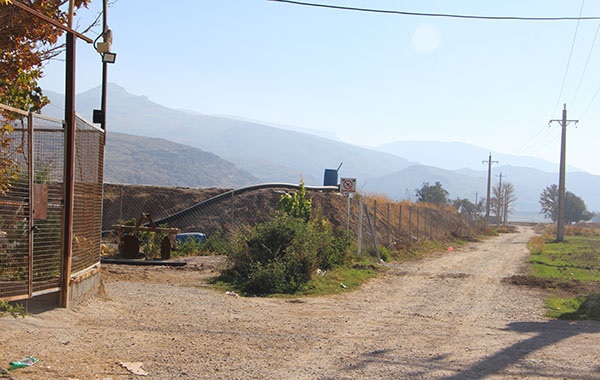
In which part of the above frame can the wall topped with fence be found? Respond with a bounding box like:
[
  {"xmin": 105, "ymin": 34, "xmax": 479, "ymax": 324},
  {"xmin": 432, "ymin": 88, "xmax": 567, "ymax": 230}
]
[
  {"xmin": 0, "ymin": 103, "xmax": 104, "ymax": 304},
  {"xmin": 102, "ymin": 183, "xmax": 483, "ymax": 258}
]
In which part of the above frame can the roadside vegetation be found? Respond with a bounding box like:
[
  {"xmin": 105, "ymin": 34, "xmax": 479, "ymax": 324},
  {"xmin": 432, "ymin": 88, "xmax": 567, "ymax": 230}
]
[
  {"xmin": 527, "ymin": 224, "xmax": 600, "ymax": 320},
  {"xmin": 0, "ymin": 299, "xmax": 23, "ymax": 318},
  {"xmin": 217, "ymin": 180, "xmax": 362, "ymax": 296},
  {"xmin": 215, "ymin": 181, "xmax": 482, "ymax": 297}
]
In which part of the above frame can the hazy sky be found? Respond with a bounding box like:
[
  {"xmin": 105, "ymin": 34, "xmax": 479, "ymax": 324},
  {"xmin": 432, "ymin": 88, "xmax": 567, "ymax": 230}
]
[{"xmin": 39, "ymin": 1, "xmax": 600, "ymax": 174}]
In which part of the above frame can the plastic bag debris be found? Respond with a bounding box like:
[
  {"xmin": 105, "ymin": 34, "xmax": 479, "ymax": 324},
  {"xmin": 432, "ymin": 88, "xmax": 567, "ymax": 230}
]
[
  {"xmin": 9, "ymin": 356, "xmax": 38, "ymax": 370},
  {"xmin": 119, "ymin": 361, "xmax": 148, "ymax": 376}
]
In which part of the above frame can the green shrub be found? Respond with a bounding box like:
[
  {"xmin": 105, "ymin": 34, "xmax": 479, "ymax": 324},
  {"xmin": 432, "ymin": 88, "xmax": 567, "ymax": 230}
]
[
  {"xmin": 278, "ymin": 179, "xmax": 312, "ymax": 222},
  {"xmin": 204, "ymin": 231, "xmax": 229, "ymax": 255},
  {"xmin": 0, "ymin": 299, "xmax": 24, "ymax": 318},
  {"xmin": 222, "ymin": 214, "xmax": 350, "ymax": 295},
  {"xmin": 174, "ymin": 238, "xmax": 205, "ymax": 257}
]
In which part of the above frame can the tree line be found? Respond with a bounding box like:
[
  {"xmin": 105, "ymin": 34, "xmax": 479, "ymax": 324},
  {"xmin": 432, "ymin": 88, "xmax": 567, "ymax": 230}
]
[{"xmin": 415, "ymin": 181, "xmax": 594, "ymax": 224}]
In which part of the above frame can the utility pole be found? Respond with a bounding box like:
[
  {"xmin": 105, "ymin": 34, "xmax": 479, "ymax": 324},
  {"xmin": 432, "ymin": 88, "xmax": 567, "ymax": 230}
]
[
  {"xmin": 495, "ymin": 173, "xmax": 504, "ymax": 226},
  {"xmin": 549, "ymin": 104, "xmax": 578, "ymax": 242},
  {"xmin": 482, "ymin": 153, "xmax": 498, "ymax": 227}
]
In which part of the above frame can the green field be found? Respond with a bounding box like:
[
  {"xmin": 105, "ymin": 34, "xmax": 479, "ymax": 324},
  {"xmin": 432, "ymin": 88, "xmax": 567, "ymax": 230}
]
[
  {"xmin": 529, "ymin": 235, "xmax": 600, "ymax": 282},
  {"xmin": 528, "ymin": 229, "xmax": 600, "ymax": 320}
]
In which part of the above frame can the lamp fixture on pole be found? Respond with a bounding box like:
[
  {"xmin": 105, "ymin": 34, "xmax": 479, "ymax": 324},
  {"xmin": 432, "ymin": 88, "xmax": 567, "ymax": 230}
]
[{"xmin": 92, "ymin": 0, "xmax": 115, "ymax": 129}]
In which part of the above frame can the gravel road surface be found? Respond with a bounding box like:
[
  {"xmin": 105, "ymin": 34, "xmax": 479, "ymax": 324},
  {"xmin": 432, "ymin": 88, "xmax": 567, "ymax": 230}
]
[{"xmin": 1, "ymin": 226, "xmax": 600, "ymax": 379}]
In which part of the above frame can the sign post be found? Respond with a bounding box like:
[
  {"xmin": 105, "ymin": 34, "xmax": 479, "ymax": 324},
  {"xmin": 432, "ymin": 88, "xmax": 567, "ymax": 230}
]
[
  {"xmin": 340, "ymin": 178, "xmax": 356, "ymax": 196},
  {"xmin": 340, "ymin": 178, "xmax": 357, "ymax": 238}
]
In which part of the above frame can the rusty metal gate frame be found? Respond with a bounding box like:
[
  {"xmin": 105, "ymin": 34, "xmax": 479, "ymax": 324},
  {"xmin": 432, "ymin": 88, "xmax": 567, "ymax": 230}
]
[{"xmin": 0, "ymin": 103, "xmax": 104, "ymax": 302}]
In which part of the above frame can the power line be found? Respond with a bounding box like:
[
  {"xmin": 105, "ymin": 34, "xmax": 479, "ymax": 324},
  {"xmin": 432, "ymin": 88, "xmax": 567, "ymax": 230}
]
[
  {"xmin": 570, "ymin": 19, "xmax": 600, "ymax": 108},
  {"xmin": 496, "ymin": 129, "xmax": 561, "ymax": 167},
  {"xmin": 552, "ymin": 0, "xmax": 585, "ymax": 118},
  {"xmin": 579, "ymin": 83, "xmax": 600, "ymax": 119},
  {"xmin": 269, "ymin": 0, "xmax": 600, "ymax": 21},
  {"xmin": 496, "ymin": 125, "xmax": 554, "ymax": 160}
]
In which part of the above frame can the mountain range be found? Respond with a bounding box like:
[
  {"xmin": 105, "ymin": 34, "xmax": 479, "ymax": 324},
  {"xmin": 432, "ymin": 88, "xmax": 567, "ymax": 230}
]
[{"xmin": 42, "ymin": 84, "xmax": 600, "ymax": 221}]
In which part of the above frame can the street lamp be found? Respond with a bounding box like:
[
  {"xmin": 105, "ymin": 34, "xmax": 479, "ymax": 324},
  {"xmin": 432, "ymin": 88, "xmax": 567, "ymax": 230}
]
[{"xmin": 92, "ymin": 2, "xmax": 116, "ymax": 129}]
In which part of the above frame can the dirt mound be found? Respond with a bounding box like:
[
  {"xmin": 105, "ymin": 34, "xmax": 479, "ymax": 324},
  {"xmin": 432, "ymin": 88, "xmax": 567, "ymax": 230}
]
[{"xmin": 505, "ymin": 274, "xmax": 600, "ymax": 294}]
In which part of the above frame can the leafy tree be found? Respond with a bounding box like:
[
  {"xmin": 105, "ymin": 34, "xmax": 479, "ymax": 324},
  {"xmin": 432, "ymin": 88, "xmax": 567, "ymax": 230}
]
[
  {"xmin": 1, "ymin": 0, "xmax": 93, "ymax": 193},
  {"xmin": 451, "ymin": 197, "xmax": 479, "ymax": 214},
  {"xmin": 540, "ymin": 184, "xmax": 559, "ymax": 222},
  {"xmin": 0, "ymin": 121, "xmax": 18, "ymax": 195},
  {"xmin": 416, "ymin": 181, "xmax": 448, "ymax": 206},
  {"xmin": 502, "ymin": 182, "xmax": 517, "ymax": 225},
  {"xmin": 492, "ymin": 182, "xmax": 517, "ymax": 225},
  {"xmin": 565, "ymin": 192, "xmax": 594, "ymax": 223},
  {"xmin": 0, "ymin": 0, "xmax": 93, "ymax": 108},
  {"xmin": 539, "ymin": 184, "xmax": 594, "ymax": 223}
]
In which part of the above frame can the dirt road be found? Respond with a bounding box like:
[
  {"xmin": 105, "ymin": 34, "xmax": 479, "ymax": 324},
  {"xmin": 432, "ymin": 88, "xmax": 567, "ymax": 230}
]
[{"xmin": 2, "ymin": 226, "xmax": 600, "ymax": 379}]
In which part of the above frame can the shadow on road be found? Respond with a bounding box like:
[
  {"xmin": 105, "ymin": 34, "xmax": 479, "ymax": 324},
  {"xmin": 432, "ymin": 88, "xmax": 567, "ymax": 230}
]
[
  {"xmin": 441, "ymin": 319, "xmax": 600, "ymax": 380},
  {"xmin": 338, "ymin": 320, "xmax": 600, "ymax": 379}
]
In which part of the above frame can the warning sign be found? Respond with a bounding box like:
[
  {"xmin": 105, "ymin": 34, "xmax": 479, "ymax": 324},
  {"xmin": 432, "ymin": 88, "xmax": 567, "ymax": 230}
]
[{"xmin": 340, "ymin": 178, "xmax": 356, "ymax": 195}]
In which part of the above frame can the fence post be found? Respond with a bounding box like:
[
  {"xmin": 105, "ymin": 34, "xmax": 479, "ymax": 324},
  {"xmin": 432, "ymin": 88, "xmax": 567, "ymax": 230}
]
[
  {"xmin": 408, "ymin": 206, "xmax": 412, "ymax": 240},
  {"xmin": 346, "ymin": 194, "xmax": 351, "ymax": 239},
  {"xmin": 231, "ymin": 191, "xmax": 235, "ymax": 228},
  {"xmin": 398, "ymin": 204, "xmax": 402, "ymax": 242},
  {"xmin": 416, "ymin": 207, "xmax": 420, "ymax": 241},
  {"xmin": 364, "ymin": 202, "xmax": 380, "ymax": 260},
  {"xmin": 373, "ymin": 199, "xmax": 377, "ymax": 236},
  {"xmin": 428, "ymin": 209, "xmax": 432, "ymax": 240},
  {"xmin": 358, "ymin": 196, "xmax": 363, "ymax": 255},
  {"xmin": 27, "ymin": 112, "xmax": 34, "ymax": 298},
  {"xmin": 387, "ymin": 202, "xmax": 391, "ymax": 247}
]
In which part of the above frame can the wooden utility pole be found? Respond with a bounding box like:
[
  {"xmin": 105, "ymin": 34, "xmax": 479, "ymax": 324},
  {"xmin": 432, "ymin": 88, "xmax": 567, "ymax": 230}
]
[
  {"xmin": 549, "ymin": 104, "xmax": 578, "ymax": 242},
  {"xmin": 482, "ymin": 153, "xmax": 498, "ymax": 226}
]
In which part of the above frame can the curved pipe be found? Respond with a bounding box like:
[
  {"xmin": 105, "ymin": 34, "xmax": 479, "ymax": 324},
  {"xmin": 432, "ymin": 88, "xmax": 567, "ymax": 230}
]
[{"xmin": 152, "ymin": 183, "xmax": 339, "ymax": 227}]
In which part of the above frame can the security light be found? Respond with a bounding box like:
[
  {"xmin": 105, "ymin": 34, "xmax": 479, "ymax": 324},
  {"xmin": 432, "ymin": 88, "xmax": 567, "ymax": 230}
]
[{"xmin": 102, "ymin": 52, "xmax": 116, "ymax": 64}]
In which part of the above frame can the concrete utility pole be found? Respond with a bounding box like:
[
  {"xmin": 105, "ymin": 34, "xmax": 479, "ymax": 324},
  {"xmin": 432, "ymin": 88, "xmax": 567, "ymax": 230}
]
[
  {"xmin": 482, "ymin": 153, "xmax": 498, "ymax": 226},
  {"xmin": 549, "ymin": 104, "xmax": 578, "ymax": 242}
]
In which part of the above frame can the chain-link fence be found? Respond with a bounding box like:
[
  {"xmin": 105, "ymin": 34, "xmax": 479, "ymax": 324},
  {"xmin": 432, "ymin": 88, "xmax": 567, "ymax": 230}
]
[
  {"xmin": 0, "ymin": 104, "xmax": 104, "ymax": 302},
  {"xmin": 102, "ymin": 184, "xmax": 482, "ymax": 258}
]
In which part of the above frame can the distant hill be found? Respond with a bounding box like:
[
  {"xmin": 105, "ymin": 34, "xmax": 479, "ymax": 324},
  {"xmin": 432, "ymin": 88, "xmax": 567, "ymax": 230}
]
[
  {"xmin": 46, "ymin": 84, "xmax": 414, "ymax": 184},
  {"xmin": 367, "ymin": 165, "xmax": 484, "ymax": 202},
  {"xmin": 105, "ymin": 132, "xmax": 258, "ymax": 187},
  {"xmin": 377, "ymin": 140, "xmax": 583, "ymax": 173},
  {"xmin": 42, "ymin": 84, "xmax": 600, "ymax": 220}
]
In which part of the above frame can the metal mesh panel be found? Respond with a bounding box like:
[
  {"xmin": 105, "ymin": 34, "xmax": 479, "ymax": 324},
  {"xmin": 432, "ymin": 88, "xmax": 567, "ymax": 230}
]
[
  {"xmin": 31, "ymin": 115, "xmax": 64, "ymax": 293},
  {"xmin": 0, "ymin": 110, "xmax": 31, "ymax": 300},
  {"xmin": 71, "ymin": 115, "xmax": 104, "ymax": 273},
  {"xmin": 1, "ymin": 104, "xmax": 104, "ymax": 302}
]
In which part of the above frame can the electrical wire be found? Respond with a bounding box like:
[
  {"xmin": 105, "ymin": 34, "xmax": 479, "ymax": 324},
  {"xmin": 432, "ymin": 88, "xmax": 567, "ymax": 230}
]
[
  {"xmin": 579, "ymin": 84, "xmax": 600, "ymax": 120},
  {"xmin": 495, "ymin": 125, "xmax": 558, "ymax": 162},
  {"xmin": 552, "ymin": 0, "xmax": 585, "ymax": 118},
  {"xmin": 496, "ymin": 125, "xmax": 555, "ymax": 159},
  {"xmin": 570, "ymin": 20, "xmax": 600, "ymax": 109},
  {"xmin": 269, "ymin": 0, "xmax": 600, "ymax": 21}
]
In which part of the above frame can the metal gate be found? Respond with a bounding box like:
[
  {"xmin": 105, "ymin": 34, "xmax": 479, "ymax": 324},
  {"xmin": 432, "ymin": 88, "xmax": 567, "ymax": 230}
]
[{"xmin": 0, "ymin": 103, "xmax": 104, "ymax": 302}]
